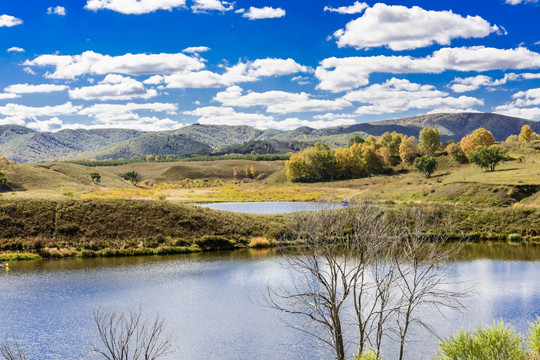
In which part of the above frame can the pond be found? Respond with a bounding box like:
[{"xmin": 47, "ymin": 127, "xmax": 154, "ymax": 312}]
[
  {"xmin": 198, "ymin": 201, "xmax": 343, "ymax": 214},
  {"xmin": 0, "ymin": 244, "xmax": 539, "ymax": 359}
]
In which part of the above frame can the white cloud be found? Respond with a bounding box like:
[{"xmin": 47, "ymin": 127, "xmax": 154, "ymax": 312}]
[
  {"xmin": 143, "ymin": 75, "xmax": 165, "ymax": 85},
  {"xmin": 316, "ymin": 46, "xmax": 540, "ymax": 92},
  {"xmin": 324, "ymin": 2, "xmax": 368, "ymax": 14},
  {"xmin": 242, "ymin": 6, "xmax": 285, "ymax": 20},
  {"xmin": 191, "ymin": 0, "xmax": 233, "ymax": 12},
  {"xmin": 185, "ymin": 106, "xmax": 354, "ymax": 130},
  {"xmin": 84, "ymin": 0, "xmax": 186, "ymax": 14},
  {"xmin": 182, "ymin": 46, "xmax": 211, "ymax": 54},
  {"xmin": 47, "ymin": 6, "xmax": 66, "ymax": 16},
  {"xmin": 23, "ymin": 67, "xmax": 36, "ymax": 75},
  {"xmin": 505, "ymin": 0, "xmax": 538, "ymax": 4},
  {"xmin": 24, "ymin": 51, "xmax": 204, "ymax": 79},
  {"xmin": 291, "ymin": 76, "xmax": 310, "ymax": 85},
  {"xmin": 164, "ymin": 58, "xmax": 308, "ymax": 89},
  {"xmin": 494, "ymin": 87, "xmax": 540, "ymax": 120},
  {"xmin": 520, "ymin": 73, "xmax": 540, "ymax": 79},
  {"xmin": 7, "ymin": 47, "xmax": 24, "ymax": 53},
  {"xmin": 0, "ymin": 93, "xmax": 20, "ymax": 100},
  {"xmin": 0, "ymin": 15, "xmax": 23, "ymax": 27},
  {"xmin": 69, "ymin": 74, "xmax": 157, "ymax": 101},
  {"xmin": 449, "ymin": 72, "xmax": 540, "ymax": 92},
  {"xmin": 0, "ymin": 102, "xmax": 81, "ymax": 118},
  {"xmin": 0, "ymin": 116, "xmax": 64, "ymax": 132},
  {"xmin": 213, "ymin": 86, "xmax": 352, "ymax": 114},
  {"xmin": 426, "ymin": 108, "xmax": 481, "ymax": 115},
  {"xmin": 343, "ymin": 78, "xmax": 483, "ymax": 115},
  {"xmin": 333, "ymin": 3, "xmax": 500, "ymax": 51},
  {"xmin": 4, "ymin": 83, "xmax": 69, "ymax": 94},
  {"xmin": 79, "ymin": 102, "xmax": 177, "ymax": 123}
]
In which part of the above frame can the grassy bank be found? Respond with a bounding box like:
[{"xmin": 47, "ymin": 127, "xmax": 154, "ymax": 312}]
[
  {"xmin": 0, "ymin": 198, "xmax": 538, "ymax": 261},
  {"xmin": 0, "ymin": 198, "xmax": 289, "ymax": 259}
]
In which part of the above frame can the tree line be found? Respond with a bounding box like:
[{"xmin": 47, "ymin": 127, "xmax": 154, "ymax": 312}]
[{"xmin": 286, "ymin": 125, "xmax": 539, "ymax": 182}]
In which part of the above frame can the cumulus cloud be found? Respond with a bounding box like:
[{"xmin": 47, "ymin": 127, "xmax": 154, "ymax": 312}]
[
  {"xmin": 79, "ymin": 102, "xmax": 177, "ymax": 123},
  {"xmin": 495, "ymin": 87, "xmax": 540, "ymax": 120},
  {"xmin": 4, "ymin": 83, "xmax": 69, "ymax": 94},
  {"xmin": 143, "ymin": 75, "xmax": 165, "ymax": 85},
  {"xmin": 343, "ymin": 78, "xmax": 483, "ymax": 115},
  {"xmin": 182, "ymin": 46, "xmax": 211, "ymax": 54},
  {"xmin": 333, "ymin": 3, "xmax": 500, "ymax": 51},
  {"xmin": 0, "ymin": 15, "xmax": 23, "ymax": 27},
  {"xmin": 24, "ymin": 51, "xmax": 204, "ymax": 79},
  {"xmin": 0, "ymin": 102, "xmax": 81, "ymax": 118},
  {"xmin": 191, "ymin": 0, "xmax": 233, "ymax": 12},
  {"xmin": 185, "ymin": 106, "xmax": 354, "ymax": 130},
  {"xmin": 324, "ymin": 1, "xmax": 368, "ymax": 14},
  {"xmin": 47, "ymin": 6, "xmax": 66, "ymax": 16},
  {"xmin": 0, "ymin": 116, "xmax": 64, "ymax": 132},
  {"xmin": 84, "ymin": 0, "xmax": 186, "ymax": 14},
  {"xmin": 7, "ymin": 47, "xmax": 24, "ymax": 53},
  {"xmin": 505, "ymin": 0, "xmax": 538, "ymax": 4},
  {"xmin": 0, "ymin": 93, "xmax": 20, "ymax": 100},
  {"xmin": 448, "ymin": 74, "xmax": 518, "ymax": 92},
  {"xmin": 316, "ymin": 46, "xmax": 540, "ymax": 92},
  {"xmin": 69, "ymin": 74, "xmax": 157, "ymax": 101},
  {"xmin": 241, "ymin": 6, "xmax": 285, "ymax": 20},
  {"xmin": 213, "ymin": 86, "xmax": 352, "ymax": 114},
  {"xmin": 164, "ymin": 58, "xmax": 308, "ymax": 88}
]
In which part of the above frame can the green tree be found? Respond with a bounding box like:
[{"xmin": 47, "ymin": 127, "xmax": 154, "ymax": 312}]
[
  {"xmin": 468, "ymin": 145, "xmax": 507, "ymax": 172},
  {"xmin": 348, "ymin": 135, "xmax": 365, "ymax": 147},
  {"xmin": 0, "ymin": 170, "xmax": 7, "ymax": 186},
  {"xmin": 286, "ymin": 143, "xmax": 337, "ymax": 182},
  {"xmin": 413, "ymin": 155, "xmax": 437, "ymax": 178},
  {"xmin": 124, "ymin": 171, "xmax": 141, "ymax": 185},
  {"xmin": 419, "ymin": 127, "xmax": 440, "ymax": 155},
  {"xmin": 446, "ymin": 143, "xmax": 468, "ymax": 163},
  {"xmin": 378, "ymin": 131, "xmax": 403, "ymax": 158},
  {"xmin": 90, "ymin": 172, "xmax": 101, "ymax": 183}
]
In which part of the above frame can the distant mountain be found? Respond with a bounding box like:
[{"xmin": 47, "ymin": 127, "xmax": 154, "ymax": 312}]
[
  {"xmin": 0, "ymin": 125, "xmax": 142, "ymax": 163},
  {"xmin": 372, "ymin": 112, "xmax": 540, "ymax": 141},
  {"xmin": 1, "ymin": 113, "xmax": 538, "ymax": 163}
]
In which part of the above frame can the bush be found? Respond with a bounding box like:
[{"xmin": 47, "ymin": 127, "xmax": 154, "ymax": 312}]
[
  {"xmin": 435, "ymin": 322, "xmax": 525, "ymax": 360},
  {"xmin": 507, "ymin": 233, "xmax": 523, "ymax": 243},
  {"xmin": 529, "ymin": 316, "xmax": 540, "ymax": 357}
]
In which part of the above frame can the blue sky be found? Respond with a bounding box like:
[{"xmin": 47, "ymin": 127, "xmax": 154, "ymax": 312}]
[{"xmin": 0, "ymin": 0, "xmax": 539, "ymax": 132}]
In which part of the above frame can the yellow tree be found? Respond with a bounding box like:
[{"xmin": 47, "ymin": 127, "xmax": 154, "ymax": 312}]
[
  {"xmin": 460, "ymin": 128, "xmax": 495, "ymax": 155},
  {"xmin": 519, "ymin": 125, "xmax": 540, "ymax": 142},
  {"xmin": 399, "ymin": 136, "xmax": 419, "ymax": 164}
]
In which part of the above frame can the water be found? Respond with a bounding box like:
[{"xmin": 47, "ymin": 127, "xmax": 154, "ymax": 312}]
[
  {"xmin": 198, "ymin": 201, "xmax": 343, "ymax": 214},
  {"xmin": 0, "ymin": 245, "xmax": 539, "ymax": 360}
]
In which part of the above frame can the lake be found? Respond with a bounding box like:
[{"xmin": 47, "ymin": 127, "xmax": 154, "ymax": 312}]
[
  {"xmin": 0, "ymin": 244, "xmax": 539, "ymax": 359},
  {"xmin": 198, "ymin": 201, "xmax": 343, "ymax": 214}
]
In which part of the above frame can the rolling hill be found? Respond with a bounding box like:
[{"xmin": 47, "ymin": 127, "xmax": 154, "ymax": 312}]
[{"xmin": 1, "ymin": 112, "xmax": 538, "ymax": 163}]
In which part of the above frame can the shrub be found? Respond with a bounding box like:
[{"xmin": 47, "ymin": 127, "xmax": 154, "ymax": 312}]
[
  {"xmin": 354, "ymin": 348, "xmax": 378, "ymax": 360},
  {"xmin": 0, "ymin": 170, "xmax": 7, "ymax": 186},
  {"xmin": 90, "ymin": 172, "xmax": 101, "ymax": 183},
  {"xmin": 446, "ymin": 143, "xmax": 468, "ymax": 163},
  {"xmin": 248, "ymin": 236, "xmax": 273, "ymax": 248},
  {"xmin": 529, "ymin": 316, "xmax": 540, "ymax": 357},
  {"xmin": 507, "ymin": 233, "xmax": 523, "ymax": 243},
  {"xmin": 435, "ymin": 322, "xmax": 526, "ymax": 360}
]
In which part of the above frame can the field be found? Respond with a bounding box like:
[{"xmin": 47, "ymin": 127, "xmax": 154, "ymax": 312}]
[{"xmin": 1, "ymin": 140, "xmax": 539, "ymax": 260}]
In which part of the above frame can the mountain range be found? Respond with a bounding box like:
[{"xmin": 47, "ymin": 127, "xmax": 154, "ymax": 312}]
[{"xmin": 1, "ymin": 113, "xmax": 538, "ymax": 163}]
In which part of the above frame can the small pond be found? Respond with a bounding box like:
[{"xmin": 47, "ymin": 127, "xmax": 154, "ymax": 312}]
[{"xmin": 198, "ymin": 201, "xmax": 343, "ymax": 214}]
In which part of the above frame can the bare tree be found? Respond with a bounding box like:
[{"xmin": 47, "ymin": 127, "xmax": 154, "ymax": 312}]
[
  {"xmin": 91, "ymin": 308, "xmax": 174, "ymax": 360},
  {"xmin": 0, "ymin": 337, "xmax": 27, "ymax": 360},
  {"xmin": 267, "ymin": 203, "xmax": 468, "ymax": 360}
]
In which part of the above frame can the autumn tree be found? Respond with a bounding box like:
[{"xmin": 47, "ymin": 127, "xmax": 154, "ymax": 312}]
[
  {"xmin": 506, "ymin": 134, "xmax": 519, "ymax": 142},
  {"xmin": 519, "ymin": 125, "xmax": 540, "ymax": 142},
  {"xmin": 419, "ymin": 127, "xmax": 440, "ymax": 155},
  {"xmin": 286, "ymin": 143, "xmax": 337, "ymax": 182},
  {"xmin": 399, "ymin": 136, "xmax": 420, "ymax": 164},
  {"xmin": 468, "ymin": 145, "xmax": 508, "ymax": 172},
  {"xmin": 413, "ymin": 155, "xmax": 437, "ymax": 178},
  {"xmin": 460, "ymin": 128, "xmax": 495, "ymax": 155},
  {"xmin": 145, "ymin": 154, "xmax": 155, "ymax": 162}
]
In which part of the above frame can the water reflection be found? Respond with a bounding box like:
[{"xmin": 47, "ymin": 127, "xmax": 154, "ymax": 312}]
[{"xmin": 0, "ymin": 244, "xmax": 538, "ymax": 359}]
